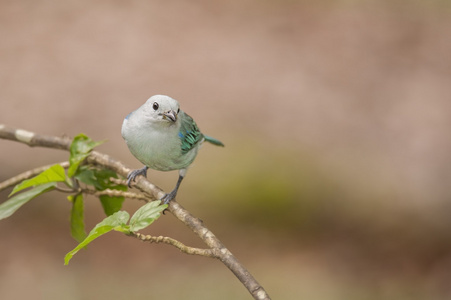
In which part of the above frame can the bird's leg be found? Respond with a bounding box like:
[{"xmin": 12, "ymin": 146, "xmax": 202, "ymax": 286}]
[
  {"xmin": 161, "ymin": 173, "xmax": 185, "ymax": 204},
  {"xmin": 126, "ymin": 166, "xmax": 149, "ymax": 187}
]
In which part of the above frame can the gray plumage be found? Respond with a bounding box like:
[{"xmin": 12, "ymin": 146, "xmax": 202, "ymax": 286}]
[{"xmin": 121, "ymin": 95, "xmax": 224, "ymax": 203}]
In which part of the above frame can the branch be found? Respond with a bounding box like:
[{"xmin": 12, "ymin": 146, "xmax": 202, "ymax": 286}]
[
  {"xmin": 0, "ymin": 124, "xmax": 271, "ymax": 300},
  {"xmin": 86, "ymin": 188, "xmax": 149, "ymax": 202},
  {"xmin": 129, "ymin": 232, "xmax": 218, "ymax": 258},
  {"xmin": 0, "ymin": 124, "xmax": 72, "ymax": 149}
]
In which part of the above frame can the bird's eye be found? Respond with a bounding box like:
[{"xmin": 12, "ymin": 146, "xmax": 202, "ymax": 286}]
[
  {"xmin": 177, "ymin": 108, "xmax": 180, "ymax": 114},
  {"xmin": 152, "ymin": 102, "xmax": 159, "ymax": 110}
]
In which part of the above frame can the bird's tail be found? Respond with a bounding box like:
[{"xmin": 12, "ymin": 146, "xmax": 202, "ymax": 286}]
[{"xmin": 204, "ymin": 135, "xmax": 225, "ymax": 147}]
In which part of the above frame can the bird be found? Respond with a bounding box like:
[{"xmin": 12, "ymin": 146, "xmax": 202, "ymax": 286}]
[{"xmin": 121, "ymin": 95, "xmax": 224, "ymax": 204}]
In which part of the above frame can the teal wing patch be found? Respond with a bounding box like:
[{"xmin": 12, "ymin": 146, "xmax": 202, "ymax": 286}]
[{"xmin": 178, "ymin": 112, "xmax": 204, "ymax": 154}]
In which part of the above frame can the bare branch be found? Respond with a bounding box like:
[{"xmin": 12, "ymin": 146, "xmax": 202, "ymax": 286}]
[
  {"xmin": 0, "ymin": 124, "xmax": 271, "ymax": 300},
  {"xmin": 0, "ymin": 124, "xmax": 71, "ymax": 150}
]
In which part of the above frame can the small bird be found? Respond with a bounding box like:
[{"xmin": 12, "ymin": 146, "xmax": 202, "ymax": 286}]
[{"xmin": 121, "ymin": 95, "xmax": 224, "ymax": 204}]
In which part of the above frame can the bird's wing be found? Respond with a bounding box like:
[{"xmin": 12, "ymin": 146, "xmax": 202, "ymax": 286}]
[{"xmin": 178, "ymin": 111, "xmax": 204, "ymax": 154}]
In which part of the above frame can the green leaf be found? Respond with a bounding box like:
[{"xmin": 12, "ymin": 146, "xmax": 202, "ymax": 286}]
[
  {"xmin": 10, "ymin": 164, "xmax": 66, "ymax": 196},
  {"xmin": 0, "ymin": 183, "xmax": 56, "ymax": 220},
  {"xmin": 73, "ymin": 166, "xmax": 98, "ymax": 188},
  {"xmin": 69, "ymin": 194, "xmax": 87, "ymax": 242},
  {"xmin": 75, "ymin": 166, "xmax": 127, "ymax": 215},
  {"xmin": 129, "ymin": 201, "xmax": 167, "ymax": 232},
  {"xmin": 75, "ymin": 166, "xmax": 114, "ymax": 190},
  {"xmin": 99, "ymin": 194, "xmax": 125, "ymax": 216},
  {"xmin": 90, "ymin": 210, "xmax": 130, "ymax": 234},
  {"xmin": 68, "ymin": 134, "xmax": 105, "ymax": 177},
  {"xmin": 64, "ymin": 211, "xmax": 129, "ymax": 265},
  {"xmin": 99, "ymin": 177, "xmax": 126, "ymax": 216}
]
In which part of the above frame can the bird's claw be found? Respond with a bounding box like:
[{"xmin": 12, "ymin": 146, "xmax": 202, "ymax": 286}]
[
  {"xmin": 161, "ymin": 191, "xmax": 177, "ymax": 204},
  {"xmin": 126, "ymin": 166, "xmax": 148, "ymax": 187}
]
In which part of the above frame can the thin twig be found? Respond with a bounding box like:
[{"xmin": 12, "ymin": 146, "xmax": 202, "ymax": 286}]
[
  {"xmin": 83, "ymin": 188, "xmax": 149, "ymax": 202},
  {"xmin": 130, "ymin": 232, "xmax": 218, "ymax": 258},
  {"xmin": 109, "ymin": 177, "xmax": 128, "ymax": 186},
  {"xmin": 0, "ymin": 124, "xmax": 271, "ymax": 300}
]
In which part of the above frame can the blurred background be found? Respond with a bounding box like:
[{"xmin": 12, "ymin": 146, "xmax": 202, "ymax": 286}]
[{"xmin": 1, "ymin": 0, "xmax": 451, "ymax": 299}]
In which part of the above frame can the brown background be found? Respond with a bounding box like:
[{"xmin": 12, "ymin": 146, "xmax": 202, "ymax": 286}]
[{"xmin": 1, "ymin": 1, "xmax": 451, "ymax": 299}]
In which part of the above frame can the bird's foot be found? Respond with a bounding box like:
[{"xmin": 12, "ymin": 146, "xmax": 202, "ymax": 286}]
[
  {"xmin": 161, "ymin": 190, "xmax": 177, "ymax": 204},
  {"xmin": 126, "ymin": 166, "xmax": 148, "ymax": 187}
]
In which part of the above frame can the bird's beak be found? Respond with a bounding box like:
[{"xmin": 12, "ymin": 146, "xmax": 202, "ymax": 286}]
[{"xmin": 163, "ymin": 110, "xmax": 177, "ymax": 122}]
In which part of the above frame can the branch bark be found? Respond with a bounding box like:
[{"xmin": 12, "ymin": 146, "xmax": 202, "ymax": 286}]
[{"xmin": 0, "ymin": 124, "xmax": 271, "ymax": 300}]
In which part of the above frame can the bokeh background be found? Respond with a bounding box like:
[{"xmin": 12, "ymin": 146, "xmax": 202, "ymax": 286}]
[{"xmin": 1, "ymin": 0, "xmax": 451, "ymax": 299}]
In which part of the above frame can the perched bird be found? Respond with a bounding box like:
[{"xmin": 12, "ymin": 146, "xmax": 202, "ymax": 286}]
[{"xmin": 121, "ymin": 95, "xmax": 224, "ymax": 204}]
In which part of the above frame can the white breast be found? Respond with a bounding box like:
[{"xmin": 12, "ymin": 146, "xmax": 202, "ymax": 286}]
[{"xmin": 122, "ymin": 114, "xmax": 196, "ymax": 171}]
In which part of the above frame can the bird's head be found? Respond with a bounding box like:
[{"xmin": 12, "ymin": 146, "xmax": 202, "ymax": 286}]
[{"xmin": 142, "ymin": 95, "xmax": 181, "ymax": 125}]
